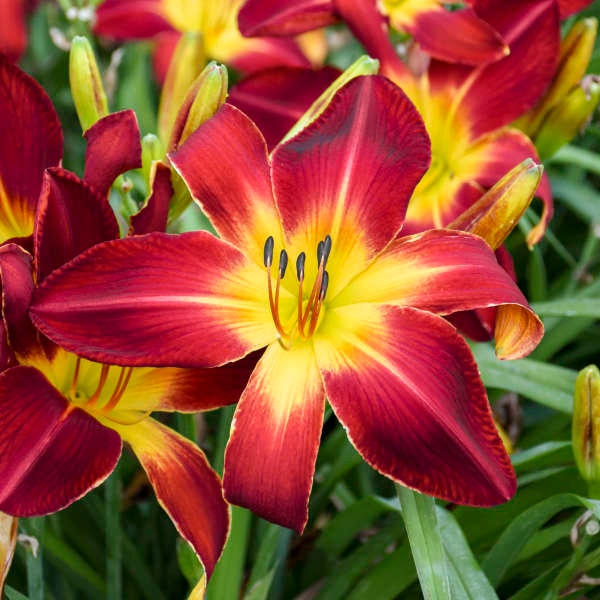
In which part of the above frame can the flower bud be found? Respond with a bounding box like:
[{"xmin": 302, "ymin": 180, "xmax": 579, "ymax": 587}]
[
  {"xmin": 280, "ymin": 55, "xmax": 379, "ymax": 145},
  {"xmin": 516, "ymin": 18, "xmax": 598, "ymax": 140},
  {"xmin": 157, "ymin": 32, "xmax": 206, "ymax": 145},
  {"xmin": 535, "ymin": 75, "xmax": 600, "ymax": 160},
  {"xmin": 448, "ymin": 159, "xmax": 543, "ymax": 250},
  {"xmin": 572, "ymin": 365, "xmax": 600, "ymax": 491},
  {"xmin": 167, "ymin": 61, "xmax": 228, "ymax": 152},
  {"xmin": 141, "ymin": 133, "xmax": 165, "ymax": 190},
  {"xmin": 69, "ymin": 36, "xmax": 109, "ymax": 131}
]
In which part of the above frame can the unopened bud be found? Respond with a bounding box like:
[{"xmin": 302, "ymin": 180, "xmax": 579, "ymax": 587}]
[
  {"xmin": 516, "ymin": 18, "xmax": 598, "ymax": 138},
  {"xmin": 281, "ymin": 55, "xmax": 379, "ymax": 145},
  {"xmin": 158, "ymin": 32, "xmax": 206, "ymax": 146},
  {"xmin": 572, "ymin": 365, "xmax": 600, "ymax": 492},
  {"xmin": 535, "ymin": 76, "xmax": 600, "ymax": 160},
  {"xmin": 69, "ymin": 36, "xmax": 109, "ymax": 131},
  {"xmin": 168, "ymin": 61, "xmax": 228, "ymax": 152},
  {"xmin": 448, "ymin": 159, "xmax": 543, "ymax": 250},
  {"xmin": 141, "ymin": 134, "xmax": 165, "ymax": 190}
]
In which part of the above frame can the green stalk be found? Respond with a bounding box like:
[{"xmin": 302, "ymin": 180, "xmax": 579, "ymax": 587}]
[
  {"xmin": 24, "ymin": 517, "xmax": 45, "ymax": 600},
  {"xmin": 176, "ymin": 413, "xmax": 197, "ymax": 442},
  {"xmin": 206, "ymin": 405, "xmax": 251, "ymax": 599},
  {"xmin": 105, "ymin": 468, "xmax": 122, "ymax": 600},
  {"xmin": 395, "ymin": 485, "xmax": 450, "ymax": 600}
]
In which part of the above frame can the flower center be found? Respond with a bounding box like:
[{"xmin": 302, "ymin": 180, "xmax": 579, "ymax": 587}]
[
  {"xmin": 70, "ymin": 356, "xmax": 133, "ymax": 415},
  {"xmin": 263, "ymin": 234, "xmax": 331, "ymax": 349}
]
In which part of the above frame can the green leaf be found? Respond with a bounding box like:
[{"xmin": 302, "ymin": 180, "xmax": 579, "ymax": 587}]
[
  {"xmin": 472, "ymin": 343, "xmax": 576, "ymax": 413},
  {"xmin": 396, "ymin": 486, "xmax": 450, "ymax": 599},
  {"xmin": 532, "ymin": 299, "xmax": 600, "ymax": 318},
  {"xmin": 482, "ymin": 494, "xmax": 600, "ymax": 587},
  {"xmin": 243, "ymin": 569, "xmax": 276, "ymax": 600},
  {"xmin": 4, "ymin": 586, "xmax": 29, "ymax": 600},
  {"xmin": 206, "ymin": 507, "xmax": 252, "ymax": 600},
  {"xmin": 437, "ymin": 508, "xmax": 498, "ymax": 600}
]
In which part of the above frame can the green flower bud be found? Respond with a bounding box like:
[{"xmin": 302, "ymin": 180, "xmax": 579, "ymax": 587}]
[
  {"xmin": 69, "ymin": 36, "xmax": 109, "ymax": 132},
  {"xmin": 535, "ymin": 75, "xmax": 600, "ymax": 160},
  {"xmin": 573, "ymin": 365, "xmax": 600, "ymax": 495},
  {"xmin": 167, "ymin": 61, "xmax": 228, "ymax": 152},
  {"xmin": 281, "ymin": 55, "xmax": 380, "ymax": 145}
]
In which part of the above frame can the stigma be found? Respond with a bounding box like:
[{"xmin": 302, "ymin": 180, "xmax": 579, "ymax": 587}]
[{"xmin": 263, "ymin": 234, "xmax": 331, "ymax": 348}]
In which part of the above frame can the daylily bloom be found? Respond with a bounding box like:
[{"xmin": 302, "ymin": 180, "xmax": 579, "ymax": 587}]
[
  {"xmin": 0, "ymin": 55, "xmax": 62, "ymax": 244},
  {"xmin": 93, "ymin": 0, "xmax": 312, "ymax": 83},
  {"xmin": 0, "ymin": 167, "xmax": 248, "ymax": 582},
  {"xmin": 31, "ymin": 76, "xmax": 543, "ymax": 532},
  {"xmin": 237, "ymin": 0, "xmax": 561, "ymax": 247},
  {"xmin": 238, "ymin": 0, "xmax": 508, "ymax": 65}
]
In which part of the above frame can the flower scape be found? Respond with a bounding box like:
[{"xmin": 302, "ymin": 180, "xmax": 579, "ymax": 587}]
[{"xmin": 1, "ymin": 1, "xmax": 600, "ymax": 598}]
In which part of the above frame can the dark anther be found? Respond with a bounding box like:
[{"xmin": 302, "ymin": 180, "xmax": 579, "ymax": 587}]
[
  {"xmin": 279, "ymin": 249, "xmax": 288, "ymax": 278},
  {"xmin": 317, "ymin": 240, "xmax": 324, "ymax": 264},
  {"xmin": 320, "ymin": 271, "xmax": 329, "ymax": 301},
  {"xmin": 263, "ymin": 236, "xmax": 274, "ymax": 268},
  {"xmin": 296, "ymin": 252, "xmax": 306, "ymax": 281},
  {"xmin": 322, "ymin": 235, "xmax": 332, "ymax": 266}
]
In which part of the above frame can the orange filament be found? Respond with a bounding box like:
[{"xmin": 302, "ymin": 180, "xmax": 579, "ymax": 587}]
[{"xmin": 72, "ymin": 360, "xmax": 134, "ymax": 414}]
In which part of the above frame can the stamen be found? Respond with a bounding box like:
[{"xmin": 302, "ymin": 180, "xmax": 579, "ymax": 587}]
[
  {"xmin": 263, "ymin": 236, "xmax": 274, "ymax": 268},
  {"xmin": 102, "ymin": 367, "xmax": 134, "ymax": 414},
  {"xmin": 266, "ymin": 241, "xmax": 289, "ymax": 342},
  {"xmin": 70, "ymin": 356, "xmax": 82, "ymax": 399},
  {"xmin": 320, "ymin": 270, "xmax": 329, "ymax": 301},
  {"xmin": 84, "ymin": 363, "xmax": 110, "ymax": 407},
  {"xmin": 322, "ymin": 235, "xmax": 332, "ymax": 266},
  {"xmin": 278, "ymin": 249, "xmax": 288, "ymax": 278},
  {"xmin": 296, "ymin": 252, "xmax": 306, "ymax": 281}
]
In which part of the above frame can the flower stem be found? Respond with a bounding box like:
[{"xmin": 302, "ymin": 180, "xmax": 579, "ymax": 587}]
[
  {"xmin": 24, "ymin": 517, "xmax": 44, "ymax": 600},
  {"xmin": 395, "ymin": 485, "xmax": 450, "ymax": 599},
  {"xmin": 105, "ymin": 467, "xmax": 122, "ymax": 600}
]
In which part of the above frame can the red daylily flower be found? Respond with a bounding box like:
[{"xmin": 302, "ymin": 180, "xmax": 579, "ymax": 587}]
[
  {"xmin": 238, "ymin": 0, "xmax": 508, "ymax": 65},
  {"xmin": 0, "ymin": 0, "xmax": 36, "ymax": 61},
  {"xmin": 0, "ymin": 167, "xmax": 246, "ymax": 582},
  {"xmin": 31, "ymin": 76, "xmax": 543, "ymax": 532},
  {"xmin": 94, "ymin": 0, "xmax": 311, "ymax": 82},
  {"xmin": 238, "ymin": 0, "xmax": 561, "ymax": 247}
]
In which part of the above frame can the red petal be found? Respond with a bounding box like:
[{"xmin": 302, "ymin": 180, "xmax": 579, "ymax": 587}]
[
  {"xmin": 169, "ymin": 103, "xmax": 283, "ymax": 265},
  {"xmin": 117, "ymin": 418, "xmax": 229, "ymax": 579},
  {"xmin": 0, "ymin": 0, "xmax": 27, "ymax": 61},
  {"xmin": 94, "ymin": 0, "xmax": 174, "ymax": 39},
  {"xmin": 403, "ymin": 5, "xmax": 508, "ymax": 65},
  {"xmin": 238, "ymin": 0, "xmax": 337, "ymax": 36},
  {"xmin": 272, "ymin": 75, "xmax": 430, "ymax": 295},
  {"xmin": 83, "ymin": 110, "xmax": 142, "ymax": 199},
  {"xmin": 228, "ymin": 66, "xmax": 340, "ymax": 150},
  {"xmin": 333, "ymin": 0, "xmax": 410, "ymax": 81},
  {"xmin": 129, "ymin": 162, "xmax": 173, "ymax": 235},
  {"xmin": 334, "ymin": 229, "xmax": 543, "ymax": 359},
  {"xmin": 156, "ymin": 351, "xmax": 260, "ymax": 412},
  {"xmin": 0, "ymin": 366, "xmax": 121, "ymax": 516},
  {"xmin": 224, "ymin": 36, "xmax": 311, "ymax": 75},
  {"xmin": 223, "ymin": 342, "xmax": 324, "ymax": 532},
  {"xmin": 34, "ymin": 168, "xmax": 120, "ymax": 282},
  {"xmin": 0, "ymin": 57, "xmax": 62, "ymax": 241},
  {"xmin": 557, "ymin": 0, "xmax": 594, "ymax": 18},
  {"xmin": 454, "ymin": 0, "xmax": 560, "ymax": 137},
  {"xmin": 0, "ymin": 243, "xmax": 38, "ymax": 359},
  {"xmin": 31, "ymin": 232, "xmax": 273, "ymax": 367},
  {"xmin": 315, "ymin": 305, "xmax": 516, "ymax": 505}
]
